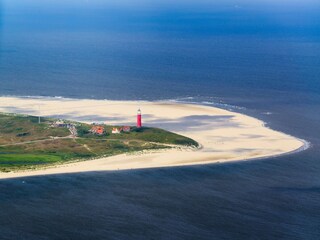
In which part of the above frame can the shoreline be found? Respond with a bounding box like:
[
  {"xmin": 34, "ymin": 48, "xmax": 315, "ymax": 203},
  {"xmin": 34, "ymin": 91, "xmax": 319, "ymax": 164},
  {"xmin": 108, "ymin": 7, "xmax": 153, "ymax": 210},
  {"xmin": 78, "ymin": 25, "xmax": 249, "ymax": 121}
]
[{"xmin": 0, "ymin": 96, "xmax": 308, "ymax": 180}]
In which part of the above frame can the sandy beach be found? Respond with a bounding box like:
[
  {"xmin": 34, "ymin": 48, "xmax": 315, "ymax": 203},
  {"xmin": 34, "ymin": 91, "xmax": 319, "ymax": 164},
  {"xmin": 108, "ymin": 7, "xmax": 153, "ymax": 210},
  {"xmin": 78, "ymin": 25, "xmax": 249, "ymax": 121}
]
[{"xmin": 0, "ymin": 96, "xmax": 306, "ymax": 179}]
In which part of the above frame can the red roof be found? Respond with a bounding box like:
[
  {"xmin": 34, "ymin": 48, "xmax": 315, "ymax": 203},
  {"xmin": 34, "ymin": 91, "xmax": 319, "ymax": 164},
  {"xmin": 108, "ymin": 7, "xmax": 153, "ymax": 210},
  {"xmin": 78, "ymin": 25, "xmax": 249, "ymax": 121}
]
[
  {"xmin": 91, "ymin": 126, "xmax": 104, "ymax": 134},
  {"xmin": 123, "ymin": 126, "xmax": 131, "ymax": 131}
]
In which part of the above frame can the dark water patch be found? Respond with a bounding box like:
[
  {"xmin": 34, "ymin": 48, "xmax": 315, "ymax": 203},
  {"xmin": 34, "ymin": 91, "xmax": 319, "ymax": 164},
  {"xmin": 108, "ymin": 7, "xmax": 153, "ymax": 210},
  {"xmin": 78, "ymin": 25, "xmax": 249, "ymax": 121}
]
[
  {"xmin": 0, "ymin": 0, "xmax": 320, "ymax": 239},
  {"xmin": 1, "ymin": 151, "xmax": 320, "ymax": 239}
]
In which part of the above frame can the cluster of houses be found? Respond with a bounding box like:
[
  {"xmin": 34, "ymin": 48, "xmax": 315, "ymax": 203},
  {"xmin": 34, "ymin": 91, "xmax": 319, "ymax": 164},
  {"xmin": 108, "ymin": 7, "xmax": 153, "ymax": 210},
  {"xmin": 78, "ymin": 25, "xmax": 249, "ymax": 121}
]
[
  {"xmin": 51, "ymin": 120, "xmax": 131, "ymax": 136},
  {"xmin": 89, "ymin": 108, "xmax": 141, "ymax": 136},
  {"xmin": 50, "ymin": 106, "xmax": 144, "ymax": 137},
  {"xmin": 90, "ymin": 125, "xmax": 131, "ymax": 135},
  {"xmin": 51, "ymin": 120, "xmax": 73, "ymax": 128}
]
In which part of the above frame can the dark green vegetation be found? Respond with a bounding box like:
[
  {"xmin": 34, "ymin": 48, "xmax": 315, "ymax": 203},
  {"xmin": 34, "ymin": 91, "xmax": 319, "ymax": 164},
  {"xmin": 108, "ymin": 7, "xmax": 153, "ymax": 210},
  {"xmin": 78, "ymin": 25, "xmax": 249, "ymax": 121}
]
[
  {"xmin": 77, "ymin": 124, "xmax": 198, "ymax": 146},
  {"xmin": 0, "ymin": 113, "xmax": 198, "ymax": 172}
]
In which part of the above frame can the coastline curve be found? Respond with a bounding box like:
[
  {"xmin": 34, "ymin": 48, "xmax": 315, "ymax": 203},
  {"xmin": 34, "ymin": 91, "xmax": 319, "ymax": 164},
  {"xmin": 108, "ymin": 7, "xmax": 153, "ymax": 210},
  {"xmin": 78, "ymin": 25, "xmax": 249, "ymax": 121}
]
[{"xmin": 0, "ymin": 96, "xmax": 308, "ymax": 179}]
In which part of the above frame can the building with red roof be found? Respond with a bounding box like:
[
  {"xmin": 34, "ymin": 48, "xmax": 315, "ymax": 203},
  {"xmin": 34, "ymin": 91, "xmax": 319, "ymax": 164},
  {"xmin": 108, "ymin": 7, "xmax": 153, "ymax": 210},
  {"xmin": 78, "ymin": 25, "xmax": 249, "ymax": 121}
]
[{"xmin": 90, "ymin": 126, "xmax": 105, "ymax": 135}]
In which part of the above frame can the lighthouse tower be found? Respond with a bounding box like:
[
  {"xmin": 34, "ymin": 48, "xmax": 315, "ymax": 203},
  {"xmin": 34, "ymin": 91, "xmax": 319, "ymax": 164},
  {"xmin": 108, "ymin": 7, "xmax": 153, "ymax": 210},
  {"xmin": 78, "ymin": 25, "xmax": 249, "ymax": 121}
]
[{"xmin": 137, "ymin": 108, "xmax": 142, "ymax": 128}]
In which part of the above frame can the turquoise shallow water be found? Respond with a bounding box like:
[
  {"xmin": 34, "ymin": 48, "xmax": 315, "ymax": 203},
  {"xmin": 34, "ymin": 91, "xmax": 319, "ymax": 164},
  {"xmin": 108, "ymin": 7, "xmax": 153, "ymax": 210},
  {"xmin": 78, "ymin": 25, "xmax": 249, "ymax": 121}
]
[{"xmin": 0, "ymin": 0, "xmax": 320, "ymax": 239}]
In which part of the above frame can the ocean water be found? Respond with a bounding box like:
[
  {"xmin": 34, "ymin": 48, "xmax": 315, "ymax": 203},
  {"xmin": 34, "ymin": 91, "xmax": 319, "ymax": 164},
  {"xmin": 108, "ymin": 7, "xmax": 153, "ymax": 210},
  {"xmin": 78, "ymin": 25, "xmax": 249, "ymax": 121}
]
[{"xmin": 0, "ymin": 0, "xmax": 320, "ymax": 239}]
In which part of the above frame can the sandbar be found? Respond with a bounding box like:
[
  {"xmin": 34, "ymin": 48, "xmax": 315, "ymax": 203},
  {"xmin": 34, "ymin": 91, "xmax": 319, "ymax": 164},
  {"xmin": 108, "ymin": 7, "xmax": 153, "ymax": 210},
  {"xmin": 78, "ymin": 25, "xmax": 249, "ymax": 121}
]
[{"xmin": 0, "ymin": 96, "xmax": 307, "ymax": 179}]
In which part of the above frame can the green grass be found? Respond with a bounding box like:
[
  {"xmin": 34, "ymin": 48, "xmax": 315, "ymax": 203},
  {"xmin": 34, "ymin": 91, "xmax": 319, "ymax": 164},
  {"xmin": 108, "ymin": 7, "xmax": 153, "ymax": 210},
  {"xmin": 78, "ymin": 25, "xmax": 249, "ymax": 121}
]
[
  {"xmin": 0, "ymin": 113, "xmax": 70, "ymax": 145},
  {"xmin": 0, "ymin": 154, "xmax": 63, "ymax": 172},
  {"xmin": 0, "ymin": 113, "xmax": 198, "ymax": 171},
  {"xmin": 0, "ymin": 154, "xmax": 62, "ymax": 163}
]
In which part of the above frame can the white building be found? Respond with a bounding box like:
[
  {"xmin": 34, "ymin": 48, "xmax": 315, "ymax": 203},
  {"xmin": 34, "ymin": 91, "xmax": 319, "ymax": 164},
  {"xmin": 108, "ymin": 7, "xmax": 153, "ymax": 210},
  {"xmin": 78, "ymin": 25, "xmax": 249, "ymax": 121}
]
[{"xmin": 112, "ymin": 128, "xmax": 121, "ymax": 134}]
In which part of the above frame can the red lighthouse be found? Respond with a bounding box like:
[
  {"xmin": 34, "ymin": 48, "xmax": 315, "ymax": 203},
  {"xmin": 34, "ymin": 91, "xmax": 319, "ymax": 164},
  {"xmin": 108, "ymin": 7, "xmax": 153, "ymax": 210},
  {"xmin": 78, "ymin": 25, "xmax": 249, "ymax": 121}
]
[{"xmin": 137, "ymin": 108, "xmax": 142, "ymax": 128}]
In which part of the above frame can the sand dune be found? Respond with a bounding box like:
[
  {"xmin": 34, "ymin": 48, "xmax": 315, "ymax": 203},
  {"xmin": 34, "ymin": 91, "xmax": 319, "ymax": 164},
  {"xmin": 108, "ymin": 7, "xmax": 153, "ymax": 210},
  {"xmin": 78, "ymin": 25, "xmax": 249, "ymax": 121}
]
[{"xmin": 0, "ymin": 97, "xmax": 306, "ymax": 179}]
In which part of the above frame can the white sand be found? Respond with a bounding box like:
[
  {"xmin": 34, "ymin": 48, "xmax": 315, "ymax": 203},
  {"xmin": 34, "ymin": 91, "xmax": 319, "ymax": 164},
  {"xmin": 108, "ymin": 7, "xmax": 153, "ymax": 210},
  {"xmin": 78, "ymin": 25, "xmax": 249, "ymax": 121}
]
[{"xmin": 0, "ymin": 97, "xmax": 306, "ymax": 179}]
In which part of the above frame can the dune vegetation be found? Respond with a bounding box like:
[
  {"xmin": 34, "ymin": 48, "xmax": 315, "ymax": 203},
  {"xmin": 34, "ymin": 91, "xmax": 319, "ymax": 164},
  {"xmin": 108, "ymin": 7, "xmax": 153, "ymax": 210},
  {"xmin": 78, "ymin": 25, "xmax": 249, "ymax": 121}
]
[{"xmin": 0, "ymin": 113, "xmax": 198, "ymax": 172}]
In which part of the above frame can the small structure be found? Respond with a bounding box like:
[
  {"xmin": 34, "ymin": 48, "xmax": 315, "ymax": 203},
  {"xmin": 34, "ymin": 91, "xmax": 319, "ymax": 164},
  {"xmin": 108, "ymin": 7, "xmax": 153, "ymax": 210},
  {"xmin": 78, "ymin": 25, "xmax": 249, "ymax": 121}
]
[
  {"xmin": 122, "ymin": 126, "xmax": 131, "ymax": 132},
  {"xmin": 90, "ymin": 126, "xmax": 105, "ymax": 135},
  {"xmin": 112, "ymin": 127, "xmax": 121, "ymax": 134}
]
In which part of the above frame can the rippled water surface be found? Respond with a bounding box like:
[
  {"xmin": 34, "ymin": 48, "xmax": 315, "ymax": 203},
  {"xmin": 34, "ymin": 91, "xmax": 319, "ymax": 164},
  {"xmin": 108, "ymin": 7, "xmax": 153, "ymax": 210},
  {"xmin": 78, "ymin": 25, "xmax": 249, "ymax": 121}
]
[{"xmin": 0, "ymin": 0, "xmax": 320, "ymax": 239}]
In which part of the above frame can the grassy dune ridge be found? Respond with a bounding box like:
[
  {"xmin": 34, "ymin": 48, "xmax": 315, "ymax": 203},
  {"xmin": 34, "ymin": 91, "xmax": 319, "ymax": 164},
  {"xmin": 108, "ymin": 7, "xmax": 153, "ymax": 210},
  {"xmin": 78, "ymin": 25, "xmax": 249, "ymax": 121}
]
[{"xmin": 0, "ymin": 113, "xmax": 198, "ymax": 172}]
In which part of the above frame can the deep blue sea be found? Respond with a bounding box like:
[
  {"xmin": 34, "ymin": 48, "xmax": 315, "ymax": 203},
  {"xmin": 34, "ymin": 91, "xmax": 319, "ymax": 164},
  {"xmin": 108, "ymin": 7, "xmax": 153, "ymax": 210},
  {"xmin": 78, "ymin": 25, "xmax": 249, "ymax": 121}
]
[{"xmin": 0, "ymin": 0, "xmax": 320, "ymax": 239}]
